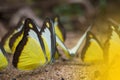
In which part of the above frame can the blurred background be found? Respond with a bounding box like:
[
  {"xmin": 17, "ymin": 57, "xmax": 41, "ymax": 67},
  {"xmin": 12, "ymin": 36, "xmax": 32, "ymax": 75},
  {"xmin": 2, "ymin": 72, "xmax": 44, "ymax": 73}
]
[{"xmin": 0, "ymin": 0, "xmax": 120, "ymax": 41}]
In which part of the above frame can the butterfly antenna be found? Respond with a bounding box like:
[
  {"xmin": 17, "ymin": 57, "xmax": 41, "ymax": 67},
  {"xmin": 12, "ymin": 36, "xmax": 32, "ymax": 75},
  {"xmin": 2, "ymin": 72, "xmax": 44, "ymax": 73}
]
[{"xmin": 68, "ymin": 25, "xmax": 92, "ymax": 55}]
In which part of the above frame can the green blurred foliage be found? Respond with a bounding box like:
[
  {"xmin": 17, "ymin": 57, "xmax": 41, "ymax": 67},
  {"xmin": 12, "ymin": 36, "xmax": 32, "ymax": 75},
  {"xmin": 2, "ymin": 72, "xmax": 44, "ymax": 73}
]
[
  {"xmin": 25, "ymin": 0, "xmax": 35, "ymax": 5},
  {"xmin": 99, "ymin": 0, "xmax": 107, "ymax": 12},
  {"xmin": 53, "ymin": 4, "xmax": 84, "ymax": 16},
  {"xmin": 53, "ymin": 4, "xmax": 85, "ymax": 30}
]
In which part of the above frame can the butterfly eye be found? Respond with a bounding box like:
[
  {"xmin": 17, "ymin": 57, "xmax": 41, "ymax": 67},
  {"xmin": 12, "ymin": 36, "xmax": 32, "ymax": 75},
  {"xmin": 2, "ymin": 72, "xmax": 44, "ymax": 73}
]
[
  {"xmin": 46, "ymin": 22, "xmax": 50, "ymax": 28},
  {"xmin": 29, "ymin": 23, "xmax": 33, "ymax": 28}
]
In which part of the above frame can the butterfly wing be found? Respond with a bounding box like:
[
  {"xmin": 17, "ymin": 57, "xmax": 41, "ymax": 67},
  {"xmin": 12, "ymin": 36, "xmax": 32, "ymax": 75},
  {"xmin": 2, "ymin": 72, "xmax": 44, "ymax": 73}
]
[
  {"xmin": 40, "ymin": 18, "xmax": 56, "ymax": 62},
  {"xmin": 9, "ymin": 30, "xmax": 24, "ymax": 54},
  {"xmin": 69, "ymin": 26, "xmax": 91, "ymax": 55},
  {"xmin": 12, "ymin": 18, "xmax": 46, "ymax": 70},
  {"xmin": 107, "ymin": 55, "xmax": 120, "ymax": 80},
  {"xmin": 0, "ymin": 43, "xmax": 8, "ymax": 70},
  {"xmin": 103, "ymin": 26, "xmax": 120, "ymax": 80},
  {"xmin": 81, "ymin": 32, "xmax": 104, "ymax": 64},
  {"xmin": 9, "ymin": 18, "xmax": 41, "ymax": 54},
  {"xmin": 53, "ymin": 16, "xmax": 66, "ymax": 42},
  {"xmin": 1, "ymin": 18, "xmax": 24, "ymax": 54},
  {"xmin": 52, "ymin": 16, "xmax": 72, "ymax": 59},
  {"xmin": 56, "ymin": 36, "xmax": 71, "ymax": 59},
  {"xmin": 105, "ymin": 26, "xmax": 120, "ymax": 64}
]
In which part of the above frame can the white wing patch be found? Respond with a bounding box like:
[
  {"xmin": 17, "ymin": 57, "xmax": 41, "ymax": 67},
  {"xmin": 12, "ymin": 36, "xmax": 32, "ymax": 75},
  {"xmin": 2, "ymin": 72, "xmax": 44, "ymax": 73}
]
[
  {"xmin": 41, "ymin": 28, "xmax": 51, "ymax": 53},
  {"xmin": 28, "ymin": 30, "xmax": 40, "ymax": 44}
]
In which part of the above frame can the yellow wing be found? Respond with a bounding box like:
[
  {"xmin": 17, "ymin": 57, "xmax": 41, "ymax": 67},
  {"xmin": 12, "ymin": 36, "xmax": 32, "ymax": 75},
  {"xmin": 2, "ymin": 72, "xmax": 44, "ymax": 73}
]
[
  {"xmin": 99, "ymin": 52, "xmax": 120, "ymax": 80},
  {"xmin": 53, "ymin": 16, "xmax": 66, "ymax": 42},
  {"xmin": 9, "ymin": 31, "xmax": 24, "ymax": 53},
  {"xmin": 81, "ymin": 32, "xmax": 104, "ymax": 64},
  {"xmin": 84, "ymin": 26, "xmax": 120, "ymax": 80},
  {"xmin": 56, "ymin": 36, "xmax": 71, "ymax": 59},
  {"xmin": 52, "ymin": 16, "xmax": 71, "ymax": 59},
  {"xmin": 1, "ymin": 18, "xmax": 25, "ymax": 54},
  {"xmin": 40, "ymin": 18, "xmax": 56, "ymax": 62},
  {"xmin": 107, "ymin": 55, "xmax": 120, "ymax": 80},
  {"xmin": 102, "ymin": 25, "xmax": 120, "ymax": 80},
  {"xmin": 0, "ymin": 44, "xmax": 8, "ymax": 70},
  {"xmin": 105, "ymin": 26, "xmax": 120, "ymax": 64},
  {"xmin": 9, "ymin": 18, "xmax": 41, "ymax": 54},
  {"xmin": 12, "ymin": 18, "xmax": 46, "ymax": 70},
  {"xmin": 54, "ymin": 26, "xmax": 91, "ymax": 59}
]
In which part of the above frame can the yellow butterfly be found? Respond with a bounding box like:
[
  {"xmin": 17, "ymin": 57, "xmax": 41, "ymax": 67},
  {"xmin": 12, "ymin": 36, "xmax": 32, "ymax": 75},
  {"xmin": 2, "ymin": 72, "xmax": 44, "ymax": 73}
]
[
  {"xmin": 52, "ymin": 16, "xmax": 66, "ymax": 42},
  {"xmin": 103, "ymin": 25, "xmax": 120, "ymax": 80},
  {"xmin": 105, "ymin": 25, "xmax": 120, "ymax": 64},
  {"xmin": 0, "ymin": 43, "xmax": 8, "ymax": 70},
  {"xmin": 84, "ymin": 25, "xmax": 120, "ymax": 80},
  {"xmin": 81, "ymin": 31, "xmax": 104, "ymax": 64},
  {"xmin": 12, "ymin": 18, "xmax": 47, "ymax": 70},
  {"xmin": 39, "ymin": 17, "xmax": 56, "ymax": 62},
  {"xmin": 1, "ymin": 18, "xmax": 25, "ymax": 54},
  {"xmin": 56, "ymin": 36, "xmax": 71, "ymax": 59},
  {"xmin": 55, "ymin": 26, "xmax": 91, "ymax": 59}
]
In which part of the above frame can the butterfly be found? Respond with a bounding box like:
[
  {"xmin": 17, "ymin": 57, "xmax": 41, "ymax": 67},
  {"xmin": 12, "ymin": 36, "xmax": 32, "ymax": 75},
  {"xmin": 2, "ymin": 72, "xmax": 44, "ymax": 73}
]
[
  {"xmin": 51, "ymin": 16, "xmax": 67, "ymax": 59},
  {"xmin": 102, "ymin": 25, "xmax": 120, "ymax": 80},
  {"xmin": 95, "ymin": 25, "xmax": 120, "ymax": 80},
  {"xmin": 12, "ymin": 17, "xmax": 57, "ymax": 70},
  {"xmin": 1, "ymin": 17, "xmax": 25, "ymax": 54},
  {"xmin": 81, "ymin": 31, "xmax": 104, "ymax": 64},
  {"xmin": 10, "ymin": 17, "xmax": 57, "ymax": 62},
  {"xmin": 0, "ymin": 43, "xmax": 8, "ymax": 70},
  {"xmin": 52, "ymin": 16, "xmax": 66, "ymax": 42},
  {"xmin": 105, "ymin": 25, "xmax": 120, "ymax": 64},
  {"xmin": 55, "ymin": 26, "xmax": 91, "ymax": 59},
  {"xmin": 39, "ymin": 17, "xmax": 56, "ymax": 62}
]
